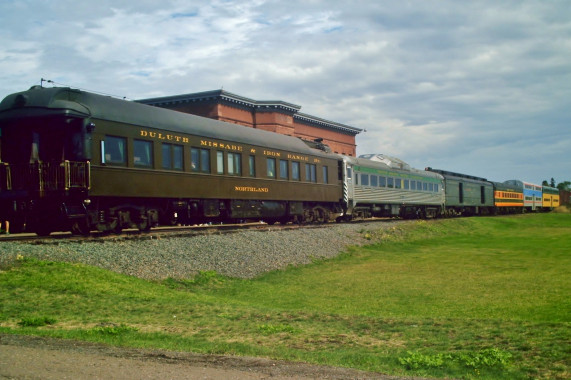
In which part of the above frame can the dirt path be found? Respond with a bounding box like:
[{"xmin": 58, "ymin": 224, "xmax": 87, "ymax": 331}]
[{"xmin": 0, "ymin": 334, "xmax": 420, "ymax": 379}]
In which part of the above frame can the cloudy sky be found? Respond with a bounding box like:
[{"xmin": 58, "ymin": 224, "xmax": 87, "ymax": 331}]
[{"xmin": 1, "ymin": 0, "xmax": 569, "ymax": 185}]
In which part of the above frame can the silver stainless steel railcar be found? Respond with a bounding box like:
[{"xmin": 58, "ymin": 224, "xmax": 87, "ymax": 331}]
[{"xmin": 342, "ymin": 154, "xmax": 445, "ymax": 219}]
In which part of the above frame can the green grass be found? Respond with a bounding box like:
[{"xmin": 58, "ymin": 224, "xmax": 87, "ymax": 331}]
[{"xmin": 1, "ymin": 214, "xmax": 569, "ymax": 379}]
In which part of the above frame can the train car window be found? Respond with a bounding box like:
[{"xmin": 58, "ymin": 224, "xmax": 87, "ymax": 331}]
[
  {"xmin": 434, "ymin": 184, "xmax": 439, "ymax": 192},
  {"xmin": 249, "ymin": 155, "xmax": 256, "ymax": 177},
  {"xmin": 103, "ymin": 136, "xmax": 126, "ymax": 165},
  {"xmin": 361, "ymin": 174, "xmax": 369, "ymax": 186},
  {"xmin": 395, "ymin": 179, "xmax": 402, "ymax": 189},
  {"xmin": 134, "ymin": 139, "xmax": 153, "ymax": 168},
  {"xmin": 346, "ymin": 167, "xmax": 352, "ymax": 179},
  {"xmin": 404, "ymin": 179, "xmax": 409, "ymax": 190},
  {"xmin": 216, "ymin": 151, "xmax": 224, "ymax": 174},
  {"xmin": 191, "ymin": 148, "xmax": 210, "ymax": 172},
  {"xmin": 173, "ymin": 145, "xmax": 183, "ymax": 170},
  {"xmin": 305, "ymin": 163, "xmax": 317, "ymax": 182},
  {"xmin": 423, "ymin": 182, "xmax": 428, "ymax": 191},
  {"xmin": 428, "ymin": 183, "xmax": 434, "ymax": 192},
  {"xmin": 163, "ymin": 143, "xmax": 183, "ymax": 170},
  {"xmin": 200, "ymin": 149, "xmax": 210, "ymax": 172},
  {"xmin": 411, "ymin": 180, "xmax": 416, "ymax": 190},
  {"xmin": 292, "ymin": 161, "xmax": 300, "ymax": 180},
  {"xmin": 379, "ymin": 176, "xmax": 386, "ymax": 187},
  {"xmin": 387, "ymin": 177, "xmax": 394, "ymax": 188},
  {"xmin": 163, "ymin": 144, "xmax": 173, "ymax": 169},
  {"xmin": 323, "ymin": 166, "xmax": 329, "ymax": 184},
  {"xmin": 228, "ymin": 152, "xmax": 241, "ymax": 176},
  {"xmin": 279, "ymin": 159, "xmax": 288, "ymax": 179},
  {"xmin": 371, "ymin": 175, "xmax": 378, "ymax": 187},
  {"xmin": 267, "ymin": 158, "xmax": 276, "ymax": 178},
  {"xmin": 191, "ymin": 148, "xmax": 199, "ymax": 171}
]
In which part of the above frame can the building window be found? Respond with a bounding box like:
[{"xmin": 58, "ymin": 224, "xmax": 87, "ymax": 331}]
[
  {"xmin": 267, "ymin": 158, "xmax": 276, "ymax": 178},
  {"xmin": 228, "ymin": 152, "xmax": 241, "ymax": 175},
  {"xmin": 323, "ymin": 166, "xmax": 329, "ymax": 184},
  {"xmin": 279, "ymin": 159, "xmax": 288, "ymax": 179},
  {"xmin": 292, "ymin": 161, "xmax": 300, "ymax": 180},
  {"xmin": 305, "ymin": 163, "xmax": 316, "ymax": 182},
  {"xmin": 216, "ymin": 151, "xmax": 224, "ymax": 174},
  {"xmin": 162, "ymin": 143, "xmax": 183, "ymax": 170},
  {"xmin": 249, "ymin": 155, "xmax": 256, "ymax": 177},
  {"xmin": 134, "ymin": 139, "xmax": 153, "ymax": 168},
  {"xmin": 103, "ymin": 136, "xmax": 126, "ymax": 165}
]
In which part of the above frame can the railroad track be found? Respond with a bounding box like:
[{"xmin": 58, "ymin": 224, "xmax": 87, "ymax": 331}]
[
  {"xmin": 0, "ymin": 218, "xmax": 392, "ymax": 244},
  {"xmin": 0, "ymin": 222, "xmax": 317, "ymax": 243}
]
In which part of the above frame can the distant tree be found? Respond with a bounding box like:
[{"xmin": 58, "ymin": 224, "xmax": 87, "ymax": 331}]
[
  {"xmin": 542, "ymin": 180, "xmax": 549, "ymax": 186},
  {"xmin": 550, "ymin": 177, "xmax": 556, "ymax": 187},
  {"xmin": 557, "ymin": 181, "xmax": 571, "ymax": 191}
]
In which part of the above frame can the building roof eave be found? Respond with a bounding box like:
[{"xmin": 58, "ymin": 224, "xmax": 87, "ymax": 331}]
[{"xmin": 295, "ymin": 112, "xmax": 362, "ymax": 135}]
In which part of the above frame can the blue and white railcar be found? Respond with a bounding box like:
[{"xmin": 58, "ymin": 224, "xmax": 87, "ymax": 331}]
[
  {"xmin": 505, "ymin": 180, "xmax": 542, "ymax": 211},
  {"xmin": 342, "ymin": 154, "xmax": 444, "ymax": 219}
]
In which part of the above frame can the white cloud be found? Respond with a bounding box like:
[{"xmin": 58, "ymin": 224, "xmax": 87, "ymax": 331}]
[{"xmin": 0, "ymin": 0, "xmax": 569, "ymax": 185}]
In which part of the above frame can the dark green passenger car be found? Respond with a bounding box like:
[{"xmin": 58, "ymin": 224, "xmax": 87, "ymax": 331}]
[{"xmin": 0, "ymin": 86, "xmax": 343, "ymax": 235}]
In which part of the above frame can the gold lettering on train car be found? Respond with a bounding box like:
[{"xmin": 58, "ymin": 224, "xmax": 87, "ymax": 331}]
[
  {"xmin": 263, "ymin": 150, "xmax": 281, "ymax": 157},
  {"xmin": 313, "ymin": 158, "xmax": 321, "ymax": 163},
  {"xmin": 287, "ymin": 154, "xmax": 309, "ymax": 161},
  {"xmin": 234, "ymin": 186, "xmax": 269, "ymax": 193},
  {"xmin": 200, "ymin": 139, "xmax": 243, "ymax": 151},
  {"xmin": 251, "ymin": 148, "xmax": 256, "ymax": 153}
]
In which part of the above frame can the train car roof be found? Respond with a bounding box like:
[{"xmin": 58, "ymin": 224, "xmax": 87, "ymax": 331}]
[
  {"xmin": 491, "ymin": 181, "xmax": 523, "ymax": 192},
  {"xmin": 504, "ymin": 179, "xmax": 542, "ymax": 188},
  {"xmin": 425, "ymin": 167, "xmax": 490, "ymax": 185},
  {"xmin": 344, "ymin": 155, "xmax": 443, "ymax": 180},
  {"xmin": 0, "ymin": 86, "xmax": 332, "ymax": 158}
]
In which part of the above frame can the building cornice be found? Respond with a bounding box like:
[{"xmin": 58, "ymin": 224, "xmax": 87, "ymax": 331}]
[
  {"xmin": 138, "ymin": 90, "xmax": 302, "ymax": 114},
  {"xmin": 295, "ymin": 112, "xmax": 362, "ymax": 135},
  {"xmin": 137, "ymin": 90, "xmax": 362, "ymax": 136}
]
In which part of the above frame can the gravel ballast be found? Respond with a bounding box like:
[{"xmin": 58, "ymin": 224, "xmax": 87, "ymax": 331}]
[{"xmin": 0, "ymin": 221, "xmax": 405, "ymax": 280}]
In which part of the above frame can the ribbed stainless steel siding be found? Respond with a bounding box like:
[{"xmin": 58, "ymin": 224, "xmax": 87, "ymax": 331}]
[{"xmin": 353, "ymin": 186, "xmax": 444, "ymax": 206}]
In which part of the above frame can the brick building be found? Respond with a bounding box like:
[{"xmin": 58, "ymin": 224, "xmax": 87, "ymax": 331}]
[{"xmin": 138, "ymin": 90, "xmax": 361, "ymax": 156}]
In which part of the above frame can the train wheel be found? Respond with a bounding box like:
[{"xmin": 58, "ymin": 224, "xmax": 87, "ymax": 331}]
[
  {"xmin": 71, "ymin": 219, "xmax": 91, "ymax": 236},
  {"xmin": 137, "ymin": 218, "xmax": 152, "ymax": 232},
  {"xmin": 312, "ymin": 207, "xmax": 327, "ymax": 224},
  {"xmin": 35, "ymin": 225, "xmax": 52, "ymax": 237},
  {"xmin": 112, "ymin": 223, "xmax": 123, "ymax": 234}
]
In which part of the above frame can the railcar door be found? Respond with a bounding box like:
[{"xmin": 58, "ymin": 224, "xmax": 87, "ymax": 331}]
[{"xmin": 343, "ymin": 159, "xmax": 355, "ymax": 215}]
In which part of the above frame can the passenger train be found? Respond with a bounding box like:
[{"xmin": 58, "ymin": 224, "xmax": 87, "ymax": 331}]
[{"xmin": 0, "ymin": 86, "xmax": 560, "ymax": 235}]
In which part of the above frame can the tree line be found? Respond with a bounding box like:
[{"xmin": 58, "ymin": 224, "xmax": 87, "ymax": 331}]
[{"xmin": 542, "ymin": 178, "xmax": 570, "ymax": 191}]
